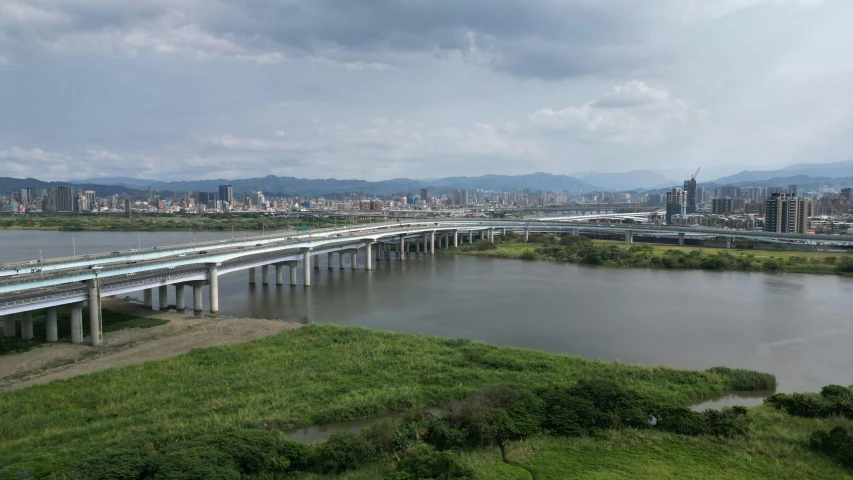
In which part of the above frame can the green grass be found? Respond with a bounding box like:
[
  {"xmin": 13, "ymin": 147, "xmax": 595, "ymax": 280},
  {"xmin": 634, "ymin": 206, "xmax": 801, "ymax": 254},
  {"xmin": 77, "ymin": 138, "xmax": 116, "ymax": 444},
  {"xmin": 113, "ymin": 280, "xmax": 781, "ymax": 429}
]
[
  {"xmin": 445, "ymin": 237, "xmax": 849, "ymax": 276},
  {"xmin": 0, "ymin": 325, "xmax": 765, "ymax": 478},
  {"xmin": 0, "ymin": 306, "xmax": 166, "ymax": 356},
  {"xmin": 306, "ymin": 407, "xmax": 852, "ymax": 479}
]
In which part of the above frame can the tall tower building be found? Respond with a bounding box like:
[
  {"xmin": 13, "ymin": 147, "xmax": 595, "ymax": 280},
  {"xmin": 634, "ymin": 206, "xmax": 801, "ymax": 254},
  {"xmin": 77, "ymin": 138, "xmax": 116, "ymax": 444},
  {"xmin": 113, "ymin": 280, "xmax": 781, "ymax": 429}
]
[
  {"xmin": 84, "ymin": 191, "xmax": 96, "ymax": 211},
  {"xmin": 420, "ymin": 188, "xmax": 430, "ymax": 202},
  {"xmin": 218, "ymin": 185, "xmax": 234, "ymax": 205},
  {"xmin": 764, "ymin": 193, "xmax": 811, "ymax": 233},
  {"xmin": 54, "ymin": 186, "xmax": 74, "ymax": 212},
  {"xmin": 683, "ymin": 178, "xmax": 697, "ymax": 214},
  {"xmin": 665, "ymin": 187, "xmax": 686, "ymax": 224}
]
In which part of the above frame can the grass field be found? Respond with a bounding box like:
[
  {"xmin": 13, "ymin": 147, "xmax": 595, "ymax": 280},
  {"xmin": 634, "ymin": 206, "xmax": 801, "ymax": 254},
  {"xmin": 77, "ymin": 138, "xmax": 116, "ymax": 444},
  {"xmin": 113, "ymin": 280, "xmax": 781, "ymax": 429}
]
[
  {"xmin": 305, "ymin": 406, "xmax": 851, "ymax": 479},
  {"xmin": 0, "ymin": 325, "xmax": 770, "ymax": 479},
  {"xmin": 0, "ymin": 306, "xmax": 166, "ymax": 356},
  {"xmin": 445, "ymin": 236, "xmax": 850, "ymax": 276}
]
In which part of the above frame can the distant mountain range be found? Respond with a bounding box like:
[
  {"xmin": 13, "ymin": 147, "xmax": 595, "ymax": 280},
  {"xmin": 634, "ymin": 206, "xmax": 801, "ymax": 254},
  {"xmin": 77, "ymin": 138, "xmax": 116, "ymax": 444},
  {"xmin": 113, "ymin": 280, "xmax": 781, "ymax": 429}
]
[{"xmin": 3, "ymin": 160, "xmax": 852, "ymax": 198}]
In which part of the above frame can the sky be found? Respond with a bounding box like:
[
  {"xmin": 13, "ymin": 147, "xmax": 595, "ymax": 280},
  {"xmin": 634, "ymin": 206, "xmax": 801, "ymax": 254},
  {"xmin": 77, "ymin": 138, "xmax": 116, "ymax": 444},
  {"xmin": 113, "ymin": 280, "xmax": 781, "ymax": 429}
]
[{"xmin": 1, "ymin": 0, "xmax": 852, "ymax": 182}]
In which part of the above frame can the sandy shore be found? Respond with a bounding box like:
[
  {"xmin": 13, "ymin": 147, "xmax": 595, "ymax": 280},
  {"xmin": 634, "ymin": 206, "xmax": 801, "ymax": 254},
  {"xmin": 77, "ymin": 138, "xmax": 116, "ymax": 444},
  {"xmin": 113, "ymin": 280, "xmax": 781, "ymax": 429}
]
[{"xmin": 0, "ymin": 298, "xmax": 301, "ymax": 391}]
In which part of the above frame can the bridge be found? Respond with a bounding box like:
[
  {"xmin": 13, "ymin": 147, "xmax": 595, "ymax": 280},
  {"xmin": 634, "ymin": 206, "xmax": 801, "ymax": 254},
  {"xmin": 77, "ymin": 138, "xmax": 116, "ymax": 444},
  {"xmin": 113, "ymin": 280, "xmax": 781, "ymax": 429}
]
[{"xmin": 3, "ymin": 219, "xmax": 852, "ymax": 347}]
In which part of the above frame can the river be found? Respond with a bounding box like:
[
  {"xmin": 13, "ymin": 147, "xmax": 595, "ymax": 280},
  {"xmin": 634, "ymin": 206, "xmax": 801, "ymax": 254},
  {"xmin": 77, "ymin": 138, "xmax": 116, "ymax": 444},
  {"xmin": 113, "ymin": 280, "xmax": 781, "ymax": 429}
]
[{"xmin": 2, "ymin": 229, "xmax": 852, "ymax": 399}]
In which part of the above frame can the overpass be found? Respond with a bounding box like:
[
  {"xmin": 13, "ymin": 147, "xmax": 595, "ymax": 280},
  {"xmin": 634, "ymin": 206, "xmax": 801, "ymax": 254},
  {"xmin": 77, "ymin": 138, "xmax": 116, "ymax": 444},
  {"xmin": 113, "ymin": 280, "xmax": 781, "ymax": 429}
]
[{"xmin": 3, "ymin": 219, "xmax": 852, "ymax": 347}]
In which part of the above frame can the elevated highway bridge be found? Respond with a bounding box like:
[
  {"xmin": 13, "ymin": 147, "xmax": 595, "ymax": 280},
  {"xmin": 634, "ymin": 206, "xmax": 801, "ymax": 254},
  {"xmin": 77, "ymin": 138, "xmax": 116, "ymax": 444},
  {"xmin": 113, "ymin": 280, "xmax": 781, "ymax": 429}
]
[{"xmin": 3, "ymin": 219, "xmax": 852, "ymax": 347}]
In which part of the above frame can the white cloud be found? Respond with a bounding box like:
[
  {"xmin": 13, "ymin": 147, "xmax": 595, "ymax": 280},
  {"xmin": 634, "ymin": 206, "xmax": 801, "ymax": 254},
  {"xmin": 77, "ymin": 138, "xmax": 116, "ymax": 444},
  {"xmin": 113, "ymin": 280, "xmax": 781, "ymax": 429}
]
[
  {"xmin": 86, "ymin": 148, "xmax": 122, "ymax": 161},
  {"xmin": 529, "ymin": 81, "xmax": 709, "ymax": 144}
]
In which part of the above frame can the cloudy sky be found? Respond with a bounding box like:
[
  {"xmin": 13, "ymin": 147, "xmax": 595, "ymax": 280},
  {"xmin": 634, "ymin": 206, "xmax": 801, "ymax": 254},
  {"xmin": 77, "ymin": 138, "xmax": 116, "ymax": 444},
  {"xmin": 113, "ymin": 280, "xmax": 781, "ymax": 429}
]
[{"xmin": 1, "ymin": 0, "xmax": 852, "ymax": 182}]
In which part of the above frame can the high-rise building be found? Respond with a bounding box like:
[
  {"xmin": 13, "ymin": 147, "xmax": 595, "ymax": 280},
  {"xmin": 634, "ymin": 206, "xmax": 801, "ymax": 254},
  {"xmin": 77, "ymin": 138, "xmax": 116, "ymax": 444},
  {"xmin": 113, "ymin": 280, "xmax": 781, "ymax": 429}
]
[
  {"xmin": 420, "ymin": 189, "xmax": 430, "ymax": 202},
  {"xmin": 20, "ymin": 188, "xmax": 37, "ymax": 207},
  {"xmin": 841, "ymin": 188, "xmax": 853, "ymax": 201},
  {"xmin": 711, "ymin": 197, "xmax": 733, "ymax": 214},
  {"xmin": 683, "ymin": 178, "xmax": 697, "ymax": 214},
  {"xmin": 54, "ymin": 186, "xmax": 74, "ymax": 212},
  {"xmin": 218, "ymin": 185, "xmax": 234, "ymax": 206},
  {"xmin": 764, "ymin": 193, "xmax": 811, "ymax": 233},
  {"xmin": 197, "ymin": 192, "xmax": 214, "ymax": 205},
  {"xmin": 84, "ymin": 191, "xmax": 96, "ymax": 211},
  {"xmin": 452, "ymin": 189, "xmax": 469, "ymax": 206},
  {"xmin": 665, "ymin": 187, "xmax": 686, "ymax": 224}
]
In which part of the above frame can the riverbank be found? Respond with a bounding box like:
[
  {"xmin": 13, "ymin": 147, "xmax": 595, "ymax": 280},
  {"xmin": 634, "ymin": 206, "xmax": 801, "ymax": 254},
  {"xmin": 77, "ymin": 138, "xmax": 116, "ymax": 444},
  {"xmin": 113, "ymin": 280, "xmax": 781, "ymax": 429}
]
[
  {"xmin": 1, "ymin": 322, "xmax": 781, "ymax": 478},
  {"xmin": 445, "ymin": 234, "xmax": 853, "ymax": 276},
  {"xmin": 0, "ymin": 213, "xmax": 370, "ymax": 232}
]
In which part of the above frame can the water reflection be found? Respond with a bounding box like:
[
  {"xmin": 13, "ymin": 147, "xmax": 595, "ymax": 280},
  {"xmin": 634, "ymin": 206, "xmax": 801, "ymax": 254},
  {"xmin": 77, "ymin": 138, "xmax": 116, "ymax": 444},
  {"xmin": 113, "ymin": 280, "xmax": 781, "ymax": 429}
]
[{"xmin": 691, "ymin": 390, "xmax": 775, "ymax": 411}]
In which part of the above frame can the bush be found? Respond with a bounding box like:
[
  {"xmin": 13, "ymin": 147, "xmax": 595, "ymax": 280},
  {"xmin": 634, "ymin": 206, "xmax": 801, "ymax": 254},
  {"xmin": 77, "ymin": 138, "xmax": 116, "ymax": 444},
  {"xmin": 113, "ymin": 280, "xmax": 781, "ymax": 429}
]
[
  {"xmin": 312, "ymin": 431, "xmax": 375, "ymax": 474},
  {"xmin": 560, "ymin": 235, "xmax": 589, "ymax": 246},
  {"xmin": 519, "ymin": 250, "xmax": 537, "ymax": 261},
  {"xmin": 197, "ymin": 429, "xmax": 308, "ymax": 475},
  {"xmin": 765, "ymin": 392, "xmax": 834, "ymax": 418},
  {"xmin": 392, "ymin": 444, "xmax": 475, "ymax": 480},
  {"xmin": 706, "ymin": 366, "xmax": 777, "ymax": 391},
  {"xmin": 362, "ymin": 418, "xmax": 398, "ymax": 455},
  {"xmin": 541, "ymin": 391, "xmax": 600, "ymax": 437},
  {"xmin": 148, "ymin": 446, "xmax": 240, "ymax": 480},
  {"xmin": 70, "ymin": 448, "xmax": 150, "ymax": 480},
  {"xmin": 474, "ymin": 240, "xmax": 497, "ymax": 251},
  {"xmin": 811, "ymin": 424, "xmax": 853, "ymax": 469},
  {"xmin": 425, "ymin": 418, "xmax": 469, "ymax": 451},
  {"xmin": 651, "ymin": 404, "xmax": 707, "ymax": 436},
  {"xmin": 702, "ymin": 406, "xmax": 751, "ymax": 437}
]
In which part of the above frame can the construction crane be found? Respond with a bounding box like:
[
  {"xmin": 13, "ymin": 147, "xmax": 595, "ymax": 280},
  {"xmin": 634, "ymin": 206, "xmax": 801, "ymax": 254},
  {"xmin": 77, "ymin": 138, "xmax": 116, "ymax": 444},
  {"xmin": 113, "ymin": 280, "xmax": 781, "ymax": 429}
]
[{"xmin": 691, "ymin": 167, "xmax": 700, "ymax": 180}]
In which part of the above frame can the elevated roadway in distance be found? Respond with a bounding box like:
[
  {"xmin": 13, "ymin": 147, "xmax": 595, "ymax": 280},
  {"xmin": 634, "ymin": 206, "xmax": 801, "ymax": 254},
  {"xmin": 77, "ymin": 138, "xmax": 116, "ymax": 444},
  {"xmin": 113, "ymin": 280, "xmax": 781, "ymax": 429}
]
[{"xmin": 3, "ymin": 219, "xmax": 853, "ymax": 347}]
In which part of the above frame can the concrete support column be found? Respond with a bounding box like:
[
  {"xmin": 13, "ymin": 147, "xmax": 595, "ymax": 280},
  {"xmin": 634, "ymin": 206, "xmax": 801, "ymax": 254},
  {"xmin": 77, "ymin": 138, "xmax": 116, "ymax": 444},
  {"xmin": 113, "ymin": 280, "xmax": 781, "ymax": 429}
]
[
  {"xmin": 287, "ymin": 261, "xmax": 298, "ymax": 286},
  {"xmin": 175, "ymin": 284, "xmax": 186, "ymax": 311},
  {"xmin": 480, "ymin": 230, "xmax": 485, "ymax": 240},
  {"xmin": 468, "ymin": 231, "xmax": 473, "ymax": 244},
  {"xmin": 351, "ymin": 250, "xmax": 358, "ymax": 268},
  {"xmin": 366, "ymin": 244, "xmax": 373, "ymax": 270},
  {"xmin": 572, "ymin": 229, "xmax": 579, "ymax": 236},
  {"xmin": 3, "ymin": 314, "xmax": 15, "ymax": 338},
  {"xmin": 489, "ymin": 229, "xmax": 495, "ymax": 243},
  {"xmin": 86, "ymin": 278, "xmax": 102, "ymax": 346},
  {"xmin": 453, "ymin": 231, "xmax": 458, "ymax": 248},
  {"xmin": 249, "ymin": 267, "xmax": 256, "ymax": 285},
  {"xmin": 21, "ymin": 312, "xmax": 34, "ymax": 340},
  {"xmin": 262, "ymin": 265, "xmax": 269, "ymax": 285},
  {"xmin": 678, "ymin": 232, "xmax": 685, "ymax": 247},
  {"xmin": 726, "ymin": 237, "xmax": 732, "ymax": 249},
  {"xmin": 193, "ymin": 285, "xmax": 203, "ymax": 313},
  {"xmin": 207, "ymin": 263, "xmax": 220, "ymax": 314},
  {"xmin": 399, "ymin": 236, "xmax": 406, "ymax": 261},
  {"xmin": 70, "ymin": 303, "xmax": 84, "ymax": 344},
  {"xmin": 302, "ymin": 248, "xmax": 312, "ymax": 286},
  {"xmin": 158, "ymin": 285, "xmax": 169, "ymax": 310},
  {"xmin": 430, "ymin": 232, "xmax": 436, "ymax": 255},
  {"xmin": 46, "ymin": 307, "xmax": 58, "ymax": 342},
  {"xmin": 524, "ymin": 229, "xmax": 529, "ymax": 243},
  {"xmin": 338, "ymin": 252, "xmax": 345, "ymax": 270},
  {"xmin": 275, "ymin": 264, "xmax": 284, "ymax": 285},
  {"xmin": 625, "ymin": 230, "xmax": 633, "ymax": 245},
  {"xmin": 143, "ymin": 288, "xmax": 153, "ymax": 308},
  {"xmin": 328, "ymin": 252, "xmax": 334, "ymax": 270}
]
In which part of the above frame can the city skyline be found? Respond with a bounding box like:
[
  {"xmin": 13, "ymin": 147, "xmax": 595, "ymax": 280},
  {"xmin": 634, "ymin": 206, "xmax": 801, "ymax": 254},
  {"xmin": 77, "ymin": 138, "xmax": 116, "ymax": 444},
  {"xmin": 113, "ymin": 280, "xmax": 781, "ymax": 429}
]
[{"xmin": 1, "ymin": 1, "xmax": 852, "ymax": 181}]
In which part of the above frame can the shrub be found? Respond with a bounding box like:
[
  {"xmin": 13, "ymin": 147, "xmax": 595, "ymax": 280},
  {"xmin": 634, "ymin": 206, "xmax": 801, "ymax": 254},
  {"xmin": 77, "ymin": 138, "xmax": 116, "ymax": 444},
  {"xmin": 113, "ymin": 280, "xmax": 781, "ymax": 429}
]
[
  {"xmin": 312, "ymin": 431, "xmax": 375, "ymax": 474},
  {"xmin": 541, "ymin": 391, "xmax": 600, "ymax": 437},
  {"xmin": 474, "ymin": 240, "xmax": 497, "ymax": 251},
  {"xmin": 836, "ymin": 257, "xmax": 853, "ymax": 273},
  {"xmin": 198, "ymin": 429, "xmax": 308, "ymax": 475},
  {"xmin": 706, "ymin": 366, "xmax": 777, "ymax": 391},
  {"xmin": 765, "ymin": 392, "xmax": 833, "ymax": 418},
  {"xmin": 651, "ymin": 405, "xmax": 707, "ymax": 436},
  {"xmin": 69, "ymin": 448, "xmax": 150, "ymax": 480},
  {"xmin": 560, "ymin": 235, "xmax": 590, "ymax": 246},
  {"xmin": 393, "ymin": 444, "xmax": 476, "ymax": 480},
  {"xmin": 148, "ymin": 446, "xmax": 240, "ymax": 480},
  {"xmin": 519, "ymin": 250, "xmax": 537, "ymax": 260},
  {"xmin": 811, "ymin": 424, "xmax": 853, "ymax": 469},
  {"xmin": 425, "ymin": 418, "xmax": 469, "ymax": 451},
  {"xmin": 362, "ymin": 418, "xmax": 398, "ymax": 455},
  {"xmin": 702, "ymin": 406, "xmax": 751, "ymax": 437}
]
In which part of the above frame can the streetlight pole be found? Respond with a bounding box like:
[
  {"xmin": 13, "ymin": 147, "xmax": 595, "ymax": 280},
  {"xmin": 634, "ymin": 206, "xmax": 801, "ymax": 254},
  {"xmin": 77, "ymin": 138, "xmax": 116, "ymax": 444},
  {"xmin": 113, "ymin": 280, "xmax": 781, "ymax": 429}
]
[{"xmin": 72, "ymin": 236, "xmax": 76, "ymax": 257}]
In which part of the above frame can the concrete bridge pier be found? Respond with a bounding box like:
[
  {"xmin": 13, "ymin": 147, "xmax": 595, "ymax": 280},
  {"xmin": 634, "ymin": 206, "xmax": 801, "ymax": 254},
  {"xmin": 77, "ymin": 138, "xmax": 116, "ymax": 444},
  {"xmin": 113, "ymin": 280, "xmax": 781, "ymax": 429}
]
[
  {"xmin": 275, "ymin": 264, "xmax": 284, "ymax": 285},
  {"xmin": 399, "ymin": 236, "xmax": 406, "ymax": 261},
  {"xmin": 572, "ymin": 229, "xmax": 579, "ymax": 236},
  {"xmin": 453, "ymin": 231, "xmax": 458, "ymax": 248},
  {"xmin": 175, "ymin": 284, "xmax": 186, "ymax": 311},
  {"xmin": 366, "ymin": 244, "xmax": 373, "ymax": 270},
  {"xmin": 479, "ymin": 230, "xmax": 485, "ymax": 241},
  {"xmin": 262, "ymin": 265, "xmax": 269, "ymax": 285},
  {"xmin": 158, "ymin": 285, "xmax": 169, "ymax": 310},
  {"xmin": 207, "ymin": 263, "xmax": 220, "ymax": 314},
  {"xmin": 87, "ymin": 278, "xmax": 102, "ymax": 346},
  {"xmin": 249, "ymin": 267, "xmax": 256, "ymax": 285},
  {"xmin": 285, "ymin": 261, "xmax": 299, "ymax": 286},
  {"xmin": 328, "ymin": 252, "xmax": 334, "ymax": 270},
  {"xmin": 339, "ymin": 251, "xmax": 346, "ymax": 270},
  {"xmin": 678, "ymin": 232, "xmax": 685, "ymax": 247},
  {"xmin": 301, "ymin": 248, "xmax": 312, "ymax": 285},
  {"xmin": 71, "ymin": 302, "xmax": 84, "ymax": 344},
  {"xmin": 726, "ymin": 237, "xmax": 732, "ymax": 249},
  {"xmin": 3, "ymin": 314, "xmax": 15, "ymax": 337},
  {"xmin": 351, "ymin": 250, "xmax": 358, "ymax": 268},
  {"xmin": 143, "ymin": 288, "xmax": 153, "ymax": 309},
  {"xmin": 625, "ymin": 231, "xmax": 633, "ymax": 245},
  {"xmin": 192, "ymin": 284, "xmax": 203, "ymax": 314},
  {"xmin": 21, "ymin": 312, "xmax": 33, "ymax": 340},
  {"xmin": 524, "ymin": 229, "xmax": 529, "ymax": 243},
  {"xmin": 489, "ymin": 229, "xmax": 494, "ymax": 243},
  {"xmin": 468, "ymin": 231, "xmax": 473, "ymax": 244},
  {"xmin": 46, "ymin": 307, "xmax": 58, "ymax": 342}
]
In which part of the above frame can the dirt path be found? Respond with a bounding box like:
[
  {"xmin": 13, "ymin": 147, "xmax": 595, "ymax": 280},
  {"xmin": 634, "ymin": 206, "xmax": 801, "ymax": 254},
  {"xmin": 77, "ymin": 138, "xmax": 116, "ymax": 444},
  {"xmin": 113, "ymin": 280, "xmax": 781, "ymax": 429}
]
[{"xmin": 0, "ymin": 298, "xmax": 301, "ymax": 391}]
